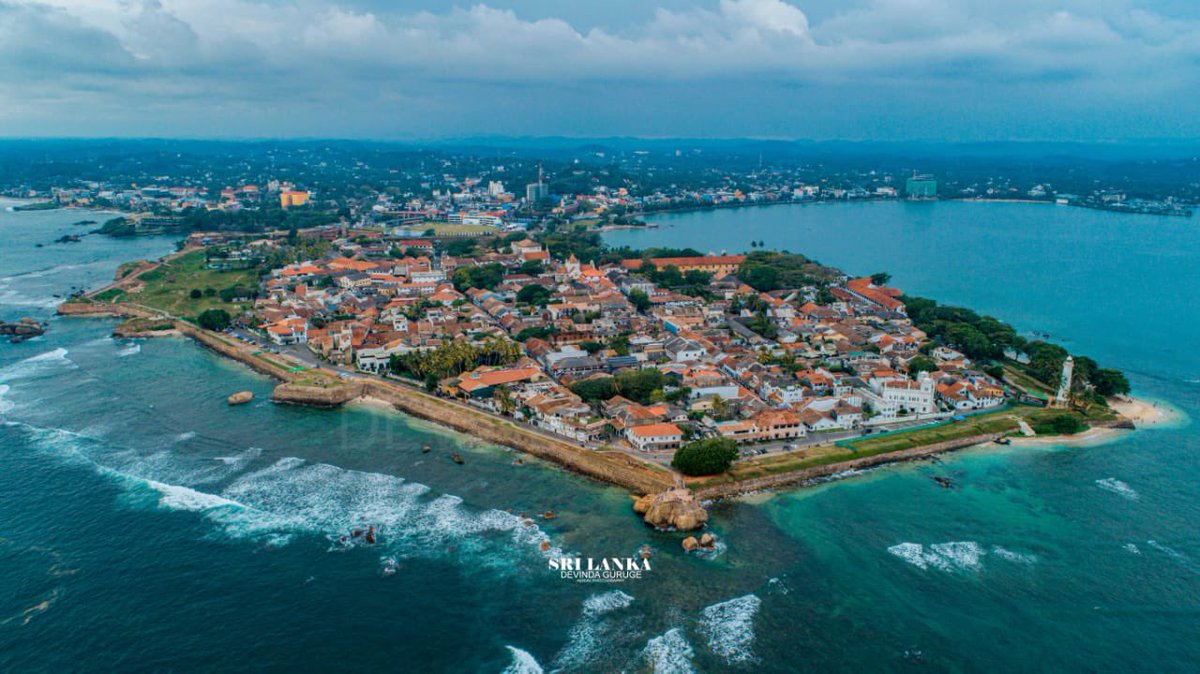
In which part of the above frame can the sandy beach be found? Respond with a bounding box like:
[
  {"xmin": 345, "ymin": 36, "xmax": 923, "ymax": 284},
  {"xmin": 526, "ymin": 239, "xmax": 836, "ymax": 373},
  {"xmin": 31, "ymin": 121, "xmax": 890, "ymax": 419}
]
[{"xmin": 1108, "ymin": 395, "xmax": 1184, "ymax": 427}]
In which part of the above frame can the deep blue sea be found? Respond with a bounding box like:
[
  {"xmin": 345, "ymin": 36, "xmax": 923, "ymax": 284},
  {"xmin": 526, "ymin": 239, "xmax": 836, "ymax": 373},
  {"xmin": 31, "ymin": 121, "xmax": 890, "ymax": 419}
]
[{"xmin": 2, "ymin": 198, "xmax": 1197, "ymax": 672}]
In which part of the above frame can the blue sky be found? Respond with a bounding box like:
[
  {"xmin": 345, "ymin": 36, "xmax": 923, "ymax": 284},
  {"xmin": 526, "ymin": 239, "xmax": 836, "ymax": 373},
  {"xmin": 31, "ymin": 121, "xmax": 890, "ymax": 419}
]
[{"xmin": 2, "ymin": 0, "xmax": 1198, "ymax": 141}]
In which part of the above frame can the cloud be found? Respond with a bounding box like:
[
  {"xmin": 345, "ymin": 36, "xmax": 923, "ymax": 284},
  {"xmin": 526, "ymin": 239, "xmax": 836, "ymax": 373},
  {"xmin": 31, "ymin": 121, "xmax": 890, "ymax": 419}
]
[{"xmin": 0, "ymin": 0, "xmax": 1198, "ymax": 139}]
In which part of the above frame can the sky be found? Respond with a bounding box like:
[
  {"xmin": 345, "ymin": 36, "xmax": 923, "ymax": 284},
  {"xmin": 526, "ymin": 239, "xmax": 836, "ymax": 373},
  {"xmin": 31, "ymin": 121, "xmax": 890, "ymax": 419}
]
[{"xmin": 2, "ymin": 0, "xmax": 1199, "ymax": 142}]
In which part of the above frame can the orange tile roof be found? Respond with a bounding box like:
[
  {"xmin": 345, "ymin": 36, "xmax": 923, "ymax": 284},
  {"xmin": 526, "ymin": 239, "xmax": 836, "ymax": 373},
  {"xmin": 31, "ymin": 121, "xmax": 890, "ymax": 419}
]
[{"xmin": 629, "ymin": 423, "xmax": 682, "ymax": 437}]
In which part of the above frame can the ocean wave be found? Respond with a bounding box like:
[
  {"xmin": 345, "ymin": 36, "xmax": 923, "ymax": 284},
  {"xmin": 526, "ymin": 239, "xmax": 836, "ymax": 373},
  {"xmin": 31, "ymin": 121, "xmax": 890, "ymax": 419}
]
[
  {"xmin": 501, "ymin": 646, "xmax": 544, "ymax": 674},
  {"xmin": 1095, "ymin": 478, "xmax": 1139, "ymax": 500},
  {"xmin": 145, "ymin": 479, "xmax": 245, "ymax": 513},
  {"xmin": 10, "ymin": 421, "xmax": 561, "ymax": 572},
  {"xmin": 640, "ymin": 628, "xmax": 695, "ymax": 674},
  {"xmin": 1123, "ymin": 543, "xmax": 1142, "ymax": 555},
  {"xmin": 0, "ymin": 287, "xmax": 60, "ymax": 309},
  {"xmin": 888, "ymin": 541, "xmax": 986, "ymax": 572},
  {"xmin": 0, "ymin": 384, "xmax": 13, "ymax": 414},
  {"xmin": 551, "ymin": 590, "xmax": 636, "ymax": 670},
  {"xmin": 173, "ymin": 431, "xmax": 197, "ymax": 443},
  {"xmin": 115, "ymin": 343, "xmax": 141, "ymax": 358},
  {"xmin": 698, "ymin": 594, "xmax": 761, "ymax": 666},
  {"xmin": 990, "ymin": 546, "xmax": 1038, "ymax": 565},
  {"xmin": 0, "ymin": 347, "xmax": 73, "ymax": 383},
  {"xmin": 1146, "ymin": 540, "xmax": 1190, "ymax": 564}
]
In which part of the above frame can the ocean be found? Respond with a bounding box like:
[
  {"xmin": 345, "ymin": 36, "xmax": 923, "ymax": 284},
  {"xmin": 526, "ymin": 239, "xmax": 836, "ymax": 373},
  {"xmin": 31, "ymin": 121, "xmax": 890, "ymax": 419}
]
[{"xmin": 2, "ymin": 198, "xmax": 1197, "ymax": 672}]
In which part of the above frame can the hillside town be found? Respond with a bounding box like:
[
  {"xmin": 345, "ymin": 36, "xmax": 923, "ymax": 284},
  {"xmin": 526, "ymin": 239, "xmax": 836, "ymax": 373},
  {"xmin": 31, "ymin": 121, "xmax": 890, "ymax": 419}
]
[{"xmin": 201, "ymin": 226, "xmax": 1011, "ymax": 462}]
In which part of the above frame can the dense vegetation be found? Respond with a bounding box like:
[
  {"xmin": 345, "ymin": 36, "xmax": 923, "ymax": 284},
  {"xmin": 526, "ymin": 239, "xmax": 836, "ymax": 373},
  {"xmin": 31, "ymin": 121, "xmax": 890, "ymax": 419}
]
[
  {"xmin": 451, "ymin": 263, "xmax": 505, "ymax": 292},
  {"xmin": 671, "ymin": 437, "xmax": 739, "ymax": 476},
  {"xmin": 737, "ymin": 251, "xmax": 842, "ymax": 292},
  {"xmin": 569, "ymin": 368, "xmax": 667, "ymax": 405},
  {"xmin": 388, "ymin": 338, "xmax": 521, "ymax": 381},
  {"xmin": 906, "ymin": 296, "xmax": 1129, "ymax": 397},
  {"xmin": 197, "ymin": 308, "xmax": 231, "ymax": 331}
]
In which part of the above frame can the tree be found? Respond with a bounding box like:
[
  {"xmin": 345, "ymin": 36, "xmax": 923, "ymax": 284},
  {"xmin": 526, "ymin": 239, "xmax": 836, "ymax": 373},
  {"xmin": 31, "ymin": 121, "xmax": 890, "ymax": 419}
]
[
  {"xmin": 197, "ymin": 308, "xmax": 231, "ymax": 331},
  {"xmin": 907, "ymin": 356, "xmax": 938, "ymax": 378},
  {"xmin": 189, "ymin": 288, "xmax": 203, "ymax": 299},
  {"xmin": 452, "ymin": 263, "xmax": 505, "ymax": 292},
  {"xmin": 516, "ymin": 284, "xmax": 552, "ymax": 306},
  {"xmin": 495, "ymin": 386, "xmax": 516, "ymax": 415},
  {"xmin": 579, "ymin": 340, "xmax": 605, "ymax": 354},
  {"xmin": 671, "ymin": 438, "xmax": 739, "ymax": 476},
  {"xmin": 1091, "ymin": 368, "xmax": 1130, "ymax": 396},
  {"xmin": 519, "ymin": 259, "xmax": 544, "ymax": 275},
  {"xmin": 628, "ymin": 289, "xmax": 651, "ymax": 312},
  {"xmin": 870, "ymin": 272, "xmax": 892, "ymax": 286}
]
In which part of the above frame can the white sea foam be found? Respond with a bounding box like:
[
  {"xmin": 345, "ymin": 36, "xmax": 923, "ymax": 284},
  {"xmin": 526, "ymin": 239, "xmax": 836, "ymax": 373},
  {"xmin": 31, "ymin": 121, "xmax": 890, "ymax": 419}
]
[
  {"xmin": 1095, "ymin": 478, "xmax": 1139, "ymax": 500},
  {"xmin": 697, "ymin": 594, "xmax": 761, "ymax": 666},
  {"xmin": 501, "ymin": 646, "xmax": 544, "ymax": 674},
  {"xmin": 640, "ymin": 628, "xmax": 696, "ymax": 674},
  {"xmin": 1123, "ymin": 543, "xmax": 1142, "ymax": 555},
  {"xmin": 1146, "ymin": 540, "xmax": 1189, "ymax": 563},
  {"xmin": 11, "ymin": 421, "xmax": 560, "ymax": 569},
  {"xmin": 990, "ymin": 546, "xmax": 1038, "ymax": 565},
  {"xmin": 551, "ymin": 590, "xmax": 635, "ymax": 670},
  {"xmin": 0, "ymin": 384, "xmax": 13, "ymax": 414},
  {"xmin": 888, "ymin": 541, "xmax": 986, "ymax": 572},
  {"xmin": 115, "ymin": 343, "xmax": 141, "ymax": 358},
  {"xmin": 0, "ymin": 348, "xmax": 72, "ymax": 383},
  {"xmin": 766, "ymin": 576, "xmax": 792, "ymax": 595},
  {"xmin": 174, "ymin": 431, "xmax": 197, "ymax": 443},
  {"xmin": 146, "ymin": 479, "xmax": 244, "ymax": 512}
]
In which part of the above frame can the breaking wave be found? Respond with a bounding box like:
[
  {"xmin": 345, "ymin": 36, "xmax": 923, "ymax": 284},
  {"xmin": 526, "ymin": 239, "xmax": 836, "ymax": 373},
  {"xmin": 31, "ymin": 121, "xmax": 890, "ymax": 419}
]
[
  {"xmin": 990, "ymin": 546, "xmax": 1038, "ymax": 565},
  {"xmin": 697, "ymin": 594, "xmax": 761, "ymax": 666},
  {"xmin": 0, "ymin": 348, "xmax": 73, "ymax": 383},
  {"xmin": 0, "ymin": 384, "xmax": 13, "ymax": 414},
  {"xmin": 1095, "ymin": 478, "xmax": 1139, "ymax": 500},
  {"xmin": 500, "ymin": 646, "xmax": 544, "ymax": 674},
  {"xmin": 115, "ymin": 343, "xmax": 141, "ymax": 358},
  {"xmin": 640, "ymin": 628, "xmax": 696, "ymax": 674},
  {"xmin": 1123, "ymin": 543, "xmax": 1142, "ymax": 555},
  {"xmin": 888, "ymin": 541, "xmax": 986, "ymax": 572},
  {"xmin": 8, "ymin": 421, "xmax": 559, "ymax": 568},
  {"xmin": 551, "ymin": 590, "xmax": 636, "ymax": 670}
]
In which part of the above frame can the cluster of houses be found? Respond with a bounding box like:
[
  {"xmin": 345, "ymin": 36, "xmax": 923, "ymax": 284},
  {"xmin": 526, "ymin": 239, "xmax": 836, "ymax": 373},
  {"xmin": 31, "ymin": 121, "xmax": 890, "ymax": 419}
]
[{"xmin": 246, "ymin": 233, "xmax": 1009, "ymax": 455}]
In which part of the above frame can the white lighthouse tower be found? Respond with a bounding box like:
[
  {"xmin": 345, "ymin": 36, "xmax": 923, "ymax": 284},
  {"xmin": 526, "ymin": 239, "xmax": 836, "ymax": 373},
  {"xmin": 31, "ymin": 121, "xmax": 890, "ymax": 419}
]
[{"xmin": 1054, "ymin": 356, "xmax": 1074, "ymax": 407}]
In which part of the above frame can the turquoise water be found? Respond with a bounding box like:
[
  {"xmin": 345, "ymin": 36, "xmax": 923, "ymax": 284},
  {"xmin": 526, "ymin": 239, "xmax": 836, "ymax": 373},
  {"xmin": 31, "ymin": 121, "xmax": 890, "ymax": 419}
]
[{"xmin": 1, "ymin": 200, "xmax": 1197, "ymax": 672}]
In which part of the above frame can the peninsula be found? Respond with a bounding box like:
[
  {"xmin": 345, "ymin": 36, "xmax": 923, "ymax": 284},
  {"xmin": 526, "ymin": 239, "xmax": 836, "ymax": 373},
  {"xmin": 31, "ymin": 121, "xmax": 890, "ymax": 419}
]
[{"xmin": 59, "ymin": 219, "xmax": 1148, "ymax": 527}]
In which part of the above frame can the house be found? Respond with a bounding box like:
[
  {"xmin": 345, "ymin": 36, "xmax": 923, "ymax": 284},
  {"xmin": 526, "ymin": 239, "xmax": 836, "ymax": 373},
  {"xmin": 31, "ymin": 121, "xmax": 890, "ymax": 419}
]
[
  {"xmin": 626, "ymin": 422, "xmax": 683, "ymax": 452},
  {"xmin": 265, "ymin": 317, "xmax": 308, "ymax": 345},
  {"xmin": 455, "ymin": 366, "xmax": 543, "ymax": 398}
]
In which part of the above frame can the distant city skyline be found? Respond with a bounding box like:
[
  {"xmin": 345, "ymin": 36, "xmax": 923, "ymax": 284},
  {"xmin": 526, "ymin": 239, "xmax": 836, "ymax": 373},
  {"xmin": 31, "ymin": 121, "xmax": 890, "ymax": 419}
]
[{"xmin": 2, "ymin": 0, "xmax": 1199, "ymax": 142}]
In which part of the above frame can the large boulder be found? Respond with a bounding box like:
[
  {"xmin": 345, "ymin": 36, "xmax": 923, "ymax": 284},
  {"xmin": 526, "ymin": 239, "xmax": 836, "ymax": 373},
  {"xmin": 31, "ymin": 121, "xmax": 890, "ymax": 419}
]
[
  {"xmin": 682, "ymin": 536, "xmax": 699, "ymax": 552},
  {"xmin": 227, "ymin": 391, "xmax": 254, "ymax": 405},
  {"xmin": 639, "ymin": 488, "xmax": 708, "ymax": 531}
]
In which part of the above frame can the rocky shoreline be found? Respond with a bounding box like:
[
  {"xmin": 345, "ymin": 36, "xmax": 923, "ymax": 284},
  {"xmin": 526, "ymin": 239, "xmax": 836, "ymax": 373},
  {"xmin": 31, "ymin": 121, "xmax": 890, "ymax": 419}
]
[{"xmin": 56, "ymin": 299, "xmax": 1149, "ymax": 535}]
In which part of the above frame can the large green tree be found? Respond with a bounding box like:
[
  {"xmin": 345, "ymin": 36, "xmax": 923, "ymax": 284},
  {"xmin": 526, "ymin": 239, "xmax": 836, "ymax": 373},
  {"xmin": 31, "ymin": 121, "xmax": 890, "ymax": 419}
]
[{"xmin": 671, "ymin": 437, "xmax": 739, "ymax": 476}]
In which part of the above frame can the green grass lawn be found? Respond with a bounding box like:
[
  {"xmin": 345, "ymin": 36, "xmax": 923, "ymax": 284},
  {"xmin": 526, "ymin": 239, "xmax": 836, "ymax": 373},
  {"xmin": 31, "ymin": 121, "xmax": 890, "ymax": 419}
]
[
  {"xmin": 399, "ymin": 223, "xmax": 499, "ymax": 237},
  {"xmin": 117, "ymin": 249, "xmax": 259, "ymax": 319}
]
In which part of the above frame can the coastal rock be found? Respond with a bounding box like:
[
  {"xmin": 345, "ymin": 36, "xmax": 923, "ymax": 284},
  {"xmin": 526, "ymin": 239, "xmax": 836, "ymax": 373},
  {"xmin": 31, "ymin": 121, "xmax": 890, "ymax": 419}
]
[
  {"xmin": 0, "ymin": 318, "xmax": 46, "ymax": 342},
  {"xmin": 640, "ymin": 488, "xmax": 709, "ymax": 531},
  {"xmin": 699, "ymin": 533, "xmax": 716, "ymax": 548},
  {"xmin": 227, "ymin": 391, "xmax": 254, "ymax": 405},
  {"xmin": 632, "ymin": 493, "xmax": 655, "ymax": 515},
  {"xmin": 682, "ymin": 536, "xmax": 699, "ymax": 552}
]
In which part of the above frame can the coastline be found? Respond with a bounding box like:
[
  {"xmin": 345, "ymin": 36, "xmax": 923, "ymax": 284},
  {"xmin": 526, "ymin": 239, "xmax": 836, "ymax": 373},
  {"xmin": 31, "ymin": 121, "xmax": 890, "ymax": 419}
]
[{"xmin": 57, "ymin": 298, "xmax": 1164, "ymax": 508}]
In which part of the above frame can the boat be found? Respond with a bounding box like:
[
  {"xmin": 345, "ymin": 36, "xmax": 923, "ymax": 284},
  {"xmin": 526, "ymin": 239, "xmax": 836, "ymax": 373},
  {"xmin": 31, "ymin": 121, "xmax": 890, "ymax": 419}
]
[
  {"xmin": 422, "ymin": 444, "xmax": 431, "ymax": 453},
  {"xmin": 993, "ymin": 437, "xmax": 1012, "ymax": 445},
  {"xmin": 451, "ymin": 452, "xmax": 464, "ymax": 465}
]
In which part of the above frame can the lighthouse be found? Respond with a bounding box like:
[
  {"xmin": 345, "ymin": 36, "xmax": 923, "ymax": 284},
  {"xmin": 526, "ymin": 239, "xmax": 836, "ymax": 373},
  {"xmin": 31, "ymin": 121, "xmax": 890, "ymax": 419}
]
[{"xmin": 1054, "ymin": 356, "xmax": 1074, "ymax": 407}]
